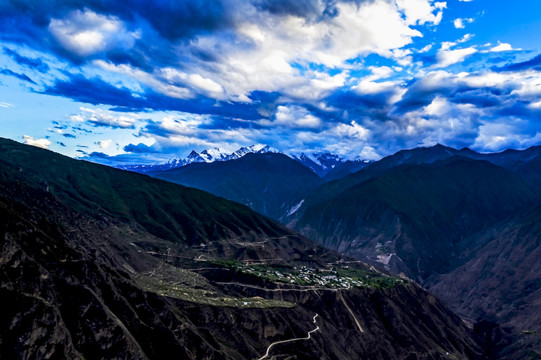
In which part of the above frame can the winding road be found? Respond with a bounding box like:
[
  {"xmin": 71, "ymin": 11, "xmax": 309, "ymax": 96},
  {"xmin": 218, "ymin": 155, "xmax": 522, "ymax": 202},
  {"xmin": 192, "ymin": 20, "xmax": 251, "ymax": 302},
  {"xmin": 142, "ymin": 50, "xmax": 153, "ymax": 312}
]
[{"xmin": 257, "ymin": 314, "xmax": 320, "ymax": 360}]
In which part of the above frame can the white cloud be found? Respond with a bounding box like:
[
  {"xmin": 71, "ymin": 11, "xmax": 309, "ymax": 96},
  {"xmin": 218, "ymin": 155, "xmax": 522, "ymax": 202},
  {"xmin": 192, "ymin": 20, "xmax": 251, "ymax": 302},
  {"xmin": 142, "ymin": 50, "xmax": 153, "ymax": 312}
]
[
  {"xmin": 71, "ymin": 107, "xmax": 139, "ymax": 128},
  {"xmin": 453, "ymin": 17, "xmax": 473, "ymax": 29},
  {"xmin": 358, "ymin": 146, "xmax": 381, "ymax": 160},
  {"xmin": 95, "ymin": 61, "xmax": 193, "ymax": 99},
  {"xmin": 528, "ymin": 100, "xmax": 541, "ymax": 109},
  {"xmin": 419, "ymin": 44, "xmax": 433, "ymax": 53},
  {"xmin": 489, "ymin": 43, "xmax": 516, "ymax": 52},
  {"xmin": 473, "ymin": 122, "xmax": 521, "ymax": 151},
  {"xmin": 180, "ymin": 0, "xmax": 445, "ymax": 102},
  {"xmin": 457, "ymin": 33, "xmax": 474, "ymax": 43},
  {"xmin": 152, "ymin": 115, "xmax": 210, "ymax": 136},
  {"xmin": 49, "ymin": 9, "xmax": 140, "ymax": 57},
  {"xmin": 272, "ymin": 105, "xmax": 322, "ymax": 129},
  {"xmin": 281, "ymin": 71, "xmax": 348, "ymax": 100},
  {"xmin": 396, "ymin": 0, "xmax": 447, "ymax": 26},
  {"xmin": 435, "ymin": 46, "xmax": 477, "ymax": 68},
  {"xmin": 0, "ymin": 102, "xmax": 14, "ymax": 108},
  {"xmin": 98, "ymin": 139, "xmax": 113, "ymax": 149},
  {"xmin": 331, "ymin": 121, "xmax": 370, "ymax": 140},
  {"xmin": 187, "ymin": 74, "xmax": 224, "ymax": 96},
  {"xmin": 23, "ymin": 135, "xmax": 51, "ymax": 149},
  {"xmin": 424, "ymin": 96, "xmax": 449, "ymax": 116}
]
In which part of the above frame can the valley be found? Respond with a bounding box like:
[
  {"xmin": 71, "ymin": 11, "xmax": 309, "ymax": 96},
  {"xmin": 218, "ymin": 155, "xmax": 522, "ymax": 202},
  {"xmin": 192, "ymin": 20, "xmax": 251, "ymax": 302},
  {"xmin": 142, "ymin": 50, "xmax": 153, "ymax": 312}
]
[
  {"xmin": 0, "ymin": 138, "xmax": 488, "ymax": 359},
  {"xmin": 125, "ymin": 142, "xmax": 541, "ymax": 358}
]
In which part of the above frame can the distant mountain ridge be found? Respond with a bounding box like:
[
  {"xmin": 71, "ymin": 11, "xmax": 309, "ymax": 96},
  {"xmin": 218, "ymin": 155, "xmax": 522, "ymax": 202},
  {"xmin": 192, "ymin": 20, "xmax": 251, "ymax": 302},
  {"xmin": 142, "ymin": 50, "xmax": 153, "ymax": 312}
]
[
  {"xmin": 149, "ymin": 152, "xmax": 325, "ymax": 220},
  {"xmin": 118, "ymin": 144, "xmax": 371, "ymax": 177},
  {"xmin": 118, "ymin": 144, "xmax": 279, "ymax": 173}
]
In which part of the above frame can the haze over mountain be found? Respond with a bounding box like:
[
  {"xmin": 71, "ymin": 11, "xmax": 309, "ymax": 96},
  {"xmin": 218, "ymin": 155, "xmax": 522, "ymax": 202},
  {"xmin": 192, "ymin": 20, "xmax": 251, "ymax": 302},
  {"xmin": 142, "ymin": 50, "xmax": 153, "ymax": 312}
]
[{"xmin": 0, "ymin": 138, "xmax": 488, "ymax": 359}]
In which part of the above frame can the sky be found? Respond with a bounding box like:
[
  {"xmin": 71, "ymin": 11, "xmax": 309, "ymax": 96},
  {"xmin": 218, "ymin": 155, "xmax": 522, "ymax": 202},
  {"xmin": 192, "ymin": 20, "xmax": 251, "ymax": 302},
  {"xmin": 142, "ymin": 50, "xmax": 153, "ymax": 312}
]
[{"xmin": 2, "ymin": 0, "xmax": 541, "ymax": 164}]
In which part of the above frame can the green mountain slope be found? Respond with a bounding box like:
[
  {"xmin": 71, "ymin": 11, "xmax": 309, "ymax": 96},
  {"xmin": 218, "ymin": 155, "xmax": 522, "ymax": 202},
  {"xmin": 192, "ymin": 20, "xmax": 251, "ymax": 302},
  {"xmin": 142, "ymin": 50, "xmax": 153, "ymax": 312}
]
[{"xmin": 293, "ymin": 157, "xmax": 538, "ymax": 281}]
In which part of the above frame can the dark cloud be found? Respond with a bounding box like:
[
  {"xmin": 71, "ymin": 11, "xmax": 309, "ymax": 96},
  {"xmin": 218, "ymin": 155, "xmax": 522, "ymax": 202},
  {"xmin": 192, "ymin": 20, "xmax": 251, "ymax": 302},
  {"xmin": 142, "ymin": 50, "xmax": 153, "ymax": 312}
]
[
  {"xmin": 0, "ymin": 68, "xmax": 36, "ymax": 84},
  {"xmin": 62, "ymin": 133, "xmax": 77, "ymax": 138},
  {"xmin": 255, "ymin": 0, "xmax": 375, "ymax": 20},
  {"xmin": 42, "ymin": 75, "xmax": 144, "ymax": 107},
  {"xmin": 0, "ymin": 0, "xmax": 228, "ymax": 68},
  {"xmin": 450, "ymin": 91, "xmax": 501, "ymax": 108},
  {"xmin": 42, "ymin": 74, "xmax": 265, "ymax": 120},
  {"xmin": 494, "ymin": 54, "xmax": 541, "ymax": 72},
  {"xmin": 255, "ymin": 0, "xmax": 338, "ymax": 20},
  {"xmin": 198, "ymin": 116, "xmax": 265, "ymax": 131},
  {"xmin": 3, "ymin": 47, "xmax": 50, "ymax": 73},
  {"xmin": 123, "ymin": 143, "xmax": 160, "ymax": 153},
  {"xmin": 56, "ymin": 142, "xmax": 66, "ymax": 147},
  {"xmin": 495, "ymin": 101, "xmax": 540, "ymax": 118},
  {"xmin": 0, "ymin": 0, "xmax": 227, "ymax": 40},
  {"xmin": 72, "ymin": 126, "xmax": 94, "ymax": 134},
  {"xmin": 393, "ymin": 78, "xmax": 474, "ymax": 114}
]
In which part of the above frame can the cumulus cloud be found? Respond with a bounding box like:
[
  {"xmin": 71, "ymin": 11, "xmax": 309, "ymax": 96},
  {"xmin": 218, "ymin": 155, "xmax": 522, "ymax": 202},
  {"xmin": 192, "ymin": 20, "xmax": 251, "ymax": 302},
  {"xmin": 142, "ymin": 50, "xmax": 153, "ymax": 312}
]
[
  {"xmin": 488, "ymin": 43, "xmax": 518, "ymax": 52},
  {"xmin": 471, "ymin": 119, "xmax": 541, "ymax": 151},
  {"xmin": 48, "ymin": 9, "xmax": 140, "ymax": 57},
  {"xmin": 23, "ymin": 135, "xmax": 51, "ymax": 149},
  {"xmin": 453, "ymin": 17, "xmax": 473, "ymax": 29},
  {"xmin": 272, "ymin": 105, "xmax": 322, "ymax": 128},
  {"xmin": 331, "ymin": 120, "xmax": 370, "ymax": 140},
  {"xmin": 179, "ymin": 0, "xmax": 444, "ymax": 101}
]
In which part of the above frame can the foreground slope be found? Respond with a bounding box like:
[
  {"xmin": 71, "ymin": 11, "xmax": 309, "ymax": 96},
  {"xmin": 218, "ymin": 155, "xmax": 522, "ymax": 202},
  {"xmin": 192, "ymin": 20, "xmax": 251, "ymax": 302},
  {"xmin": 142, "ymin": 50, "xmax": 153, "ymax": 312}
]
[
  {"xmin": 0, "ymin": 138, "xmax": 486, "ymax": 359},
  {"xmin": 428, "ymin": 205, "xmax": 541, "ymax": 359}
]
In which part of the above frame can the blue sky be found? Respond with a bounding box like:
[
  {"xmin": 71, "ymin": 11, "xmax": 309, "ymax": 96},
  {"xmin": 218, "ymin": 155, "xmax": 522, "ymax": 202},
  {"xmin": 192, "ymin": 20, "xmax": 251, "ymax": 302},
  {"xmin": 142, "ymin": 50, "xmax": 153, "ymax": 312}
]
[{"xmin": 2, "ymin": 0, "xmax": 541, "ymax": 164}]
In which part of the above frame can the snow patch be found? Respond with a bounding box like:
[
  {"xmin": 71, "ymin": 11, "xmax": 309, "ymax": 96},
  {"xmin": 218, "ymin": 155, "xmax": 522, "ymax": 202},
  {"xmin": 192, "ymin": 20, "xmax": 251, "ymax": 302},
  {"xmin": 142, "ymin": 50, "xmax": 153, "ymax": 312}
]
[{"xmin": 287, "ymin": 199, "xmax": 304, "ymax": 216}]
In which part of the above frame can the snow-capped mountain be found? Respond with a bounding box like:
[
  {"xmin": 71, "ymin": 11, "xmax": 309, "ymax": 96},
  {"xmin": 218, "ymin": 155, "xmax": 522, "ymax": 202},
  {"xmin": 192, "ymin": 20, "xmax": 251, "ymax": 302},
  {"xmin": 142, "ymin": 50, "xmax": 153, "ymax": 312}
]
[
  {"xmin": 118, "ymin": 144, "xmax": 278, "ymax": 173},
  {"xmin": 118, "ymin": 144, "xmax": 372, "ymax": 177},
  {"xmin": 290, "ymin": 152, "xmax": 346, "ymax": 177},
  {"xmin": 196, "ymin": 144, "xmax": 278, "ymax": 163},
  {"xmin": 231, "ymin": 144, "xmax": 277, "ymax": 160}
]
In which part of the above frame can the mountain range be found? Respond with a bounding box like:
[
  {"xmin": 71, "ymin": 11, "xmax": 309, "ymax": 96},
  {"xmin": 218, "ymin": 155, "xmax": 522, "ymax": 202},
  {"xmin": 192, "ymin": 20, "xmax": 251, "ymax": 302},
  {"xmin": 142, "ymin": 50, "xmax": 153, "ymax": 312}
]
[
  {"xmin": 0, "ymin": 138, "xmax": 488, "ymax": 359},
  {"xmin": 118, "ymin": 144, "xmax": 371, "ymax": 178},
  {"xmin": 286, "ymin": 144, "xmax": 541, "ymax": 359},
  {"xmin": 136, "ymin": 141, "xmax": 541, "ymax": 358}
]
